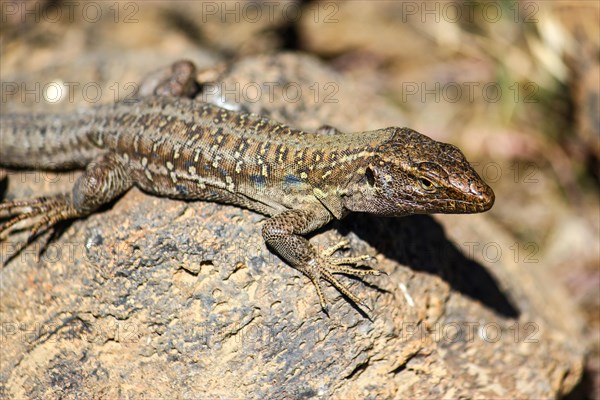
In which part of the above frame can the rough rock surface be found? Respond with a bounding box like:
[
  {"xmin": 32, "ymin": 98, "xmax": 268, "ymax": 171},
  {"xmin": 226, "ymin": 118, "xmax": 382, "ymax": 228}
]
[{"xmin": 0, "ymin": 53, "xmax": 586, "ymax": 398}]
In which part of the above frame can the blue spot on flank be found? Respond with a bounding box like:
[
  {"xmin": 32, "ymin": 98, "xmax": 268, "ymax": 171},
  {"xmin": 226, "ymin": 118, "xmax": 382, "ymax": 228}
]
[
  {"xmin": 250, "ymin": 175, "xmax": 267, "ymax": 186},
  {"xmin": 176, "ymin": 185, "xmax": 189, "ymax": 196},
  {"xmin": 284, "ymin": 174, "xmax": 302, "ymax": 185}
]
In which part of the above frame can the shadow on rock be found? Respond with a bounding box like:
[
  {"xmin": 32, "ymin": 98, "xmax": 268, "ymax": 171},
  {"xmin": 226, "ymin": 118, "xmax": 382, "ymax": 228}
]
[{"xmin": 336, "ymin": 214, "xmax": 520, "ymax": 319}]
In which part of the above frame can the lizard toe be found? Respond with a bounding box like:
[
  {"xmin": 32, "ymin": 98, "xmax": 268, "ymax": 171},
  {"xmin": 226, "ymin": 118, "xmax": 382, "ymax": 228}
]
[
  {"xmin": 326, "ymin": 263, "xmax": 382, "ymax": 276},
  {"xmin": 0, "ymin": 195, "xmax": 80, "ymax": 265},
  {"xmin": 320, "ymin": 267, "xmax": 369, "ymax": 310},
  {"xmin": 321, "ymin": 239, "xmax": 351, "ymax": 257}
]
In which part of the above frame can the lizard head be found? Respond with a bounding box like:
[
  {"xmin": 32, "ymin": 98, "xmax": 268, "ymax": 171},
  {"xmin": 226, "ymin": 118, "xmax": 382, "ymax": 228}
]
[{"xmin": 343, "ymin": 127, "xmax": 495, "ymax": 216}]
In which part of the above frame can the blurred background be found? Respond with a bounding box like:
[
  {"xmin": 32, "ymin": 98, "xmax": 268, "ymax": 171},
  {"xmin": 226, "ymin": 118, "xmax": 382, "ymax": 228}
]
[{"xmin": 1, "ymin": 0, "xmax": 598, "ymax": 397}]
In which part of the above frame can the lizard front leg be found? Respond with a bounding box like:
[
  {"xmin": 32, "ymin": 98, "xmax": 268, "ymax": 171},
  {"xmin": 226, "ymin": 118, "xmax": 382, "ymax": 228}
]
[
  {"xmin": 0, "ymin": 153, "xmax": 132, "ymax": 264},
  {"xmin": 262, "ymin": 207, "xmax": 383, "ymax": 312}
]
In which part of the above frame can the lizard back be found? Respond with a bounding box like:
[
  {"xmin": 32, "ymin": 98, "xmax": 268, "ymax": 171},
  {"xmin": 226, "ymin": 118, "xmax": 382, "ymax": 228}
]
[
  {"xmin": 94, "ymin": 97, "xmax": 393, "ymax": 214},
  {"xmin": 2, "ymin": 96, "xmax": 393, "ymax": 215}
]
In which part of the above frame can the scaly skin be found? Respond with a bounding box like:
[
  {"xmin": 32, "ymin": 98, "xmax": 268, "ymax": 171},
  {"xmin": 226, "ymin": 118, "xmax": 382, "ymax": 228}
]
[{"xmin": 0, "ymin": 61, "xmax": 495, "ymax": 313}]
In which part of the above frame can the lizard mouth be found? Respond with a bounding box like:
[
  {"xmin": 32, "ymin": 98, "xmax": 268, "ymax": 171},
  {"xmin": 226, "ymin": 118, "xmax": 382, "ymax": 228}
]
[
  {"xmin": 430, "ymin": 191, "xmax": 495, "ymax": 214},
  {"xmin": 447, "ymin": 181, "xmax": 495, "ymax": 213}
]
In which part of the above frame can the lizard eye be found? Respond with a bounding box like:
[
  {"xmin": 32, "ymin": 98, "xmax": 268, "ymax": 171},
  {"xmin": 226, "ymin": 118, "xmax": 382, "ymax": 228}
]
[{"xmin": 419, "ymin": 178, "xmax": 435, "ymax": 192}]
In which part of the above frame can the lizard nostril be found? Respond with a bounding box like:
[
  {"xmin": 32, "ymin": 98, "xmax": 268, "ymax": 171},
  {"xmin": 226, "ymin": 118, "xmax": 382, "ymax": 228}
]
[
  {"xmin": 469, "ymin": 181, "xmax": 490, "ymax": 195},
  {"xmin": 469, "ymin": 181, "xmax": 483, "ymax": 195}
]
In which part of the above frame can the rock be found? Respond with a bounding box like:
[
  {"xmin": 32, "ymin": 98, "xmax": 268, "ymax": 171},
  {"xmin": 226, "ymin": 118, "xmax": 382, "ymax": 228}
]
[{"xmin": 0, "ymin": 53, "xmax": 585, "ymax": 398}]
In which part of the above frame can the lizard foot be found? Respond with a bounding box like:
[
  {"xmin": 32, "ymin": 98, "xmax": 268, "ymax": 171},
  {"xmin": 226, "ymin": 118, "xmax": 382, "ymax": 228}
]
[
  {"xmin": 307, "ymin": 239, "xmax": 385, "ymax": 312},
  {"xmin": 0, "ymin": 194, "xmax": 79, "ymax": 264}
]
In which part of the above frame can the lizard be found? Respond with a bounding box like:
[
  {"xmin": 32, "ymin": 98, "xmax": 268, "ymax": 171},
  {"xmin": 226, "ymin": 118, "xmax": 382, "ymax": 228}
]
[{"xmin": 0, "ymin": 60, "xmax": 495, "ymax": 313}]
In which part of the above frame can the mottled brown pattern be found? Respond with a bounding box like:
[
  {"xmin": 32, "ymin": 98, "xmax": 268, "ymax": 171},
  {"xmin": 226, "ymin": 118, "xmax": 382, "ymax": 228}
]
[{"xmin": 0, "ymin": 75, "xmax": 494, "ymax": 312}]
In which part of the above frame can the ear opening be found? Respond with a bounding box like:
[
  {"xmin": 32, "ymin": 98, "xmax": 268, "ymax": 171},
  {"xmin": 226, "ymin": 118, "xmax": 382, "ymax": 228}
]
[{"xmin": 365, "ymin": 166, "xmax": 376, "ymax": 187}]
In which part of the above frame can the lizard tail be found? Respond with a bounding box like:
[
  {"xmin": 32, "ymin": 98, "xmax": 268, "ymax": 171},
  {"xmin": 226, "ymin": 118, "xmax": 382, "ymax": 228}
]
[{"xmin": 0, "ymin": 110, "xmax": 104, "ymax": 169}]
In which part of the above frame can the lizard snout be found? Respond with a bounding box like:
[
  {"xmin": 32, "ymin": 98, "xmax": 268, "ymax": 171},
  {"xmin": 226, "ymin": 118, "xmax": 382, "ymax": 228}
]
[{"xmin": 471, "ymin": 181, "xmax": 495, "ymax": 211}]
